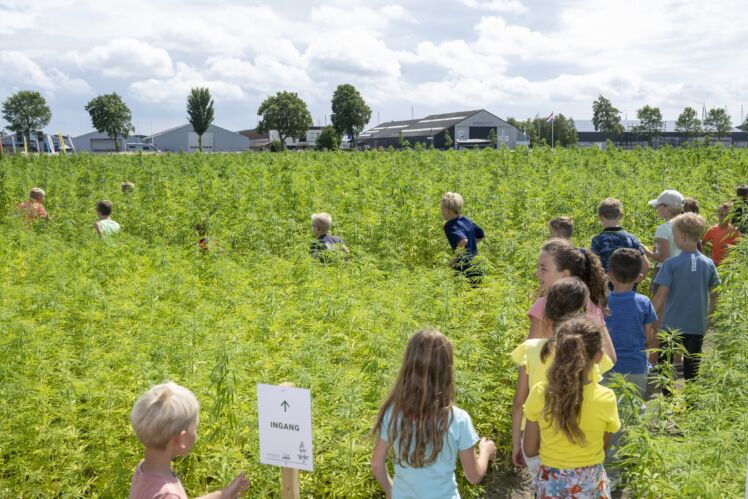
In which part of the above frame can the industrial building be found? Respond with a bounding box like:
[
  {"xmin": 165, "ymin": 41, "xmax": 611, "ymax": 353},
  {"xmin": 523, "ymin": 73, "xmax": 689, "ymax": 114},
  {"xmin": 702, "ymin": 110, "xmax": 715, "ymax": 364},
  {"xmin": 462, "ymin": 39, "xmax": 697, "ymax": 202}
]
[
  {"xmin": 146, "ymin": 123, "xmax": 248, "ymax": 152},
  {"xmin": 72, "ymin": 131, "xmax": 149, "ymax": 153},
  {"xmin": 357, "ymin": 110, "xmax": 529, "ymax": 149},
  {"xmin": 239, "ymin": 126, "xmax": 323, "ymax": 150},
  {"xmin": 574, "ymin": 120, "xmax": 748, "ymax": 148}
]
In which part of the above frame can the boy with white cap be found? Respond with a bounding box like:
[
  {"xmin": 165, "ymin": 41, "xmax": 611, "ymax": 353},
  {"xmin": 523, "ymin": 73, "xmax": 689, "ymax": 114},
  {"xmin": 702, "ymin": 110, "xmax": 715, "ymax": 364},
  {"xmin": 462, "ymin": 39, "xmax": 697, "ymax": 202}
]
[{"xmin": 641, "ymin": 189, "xmax": 685, "ymax": 296}]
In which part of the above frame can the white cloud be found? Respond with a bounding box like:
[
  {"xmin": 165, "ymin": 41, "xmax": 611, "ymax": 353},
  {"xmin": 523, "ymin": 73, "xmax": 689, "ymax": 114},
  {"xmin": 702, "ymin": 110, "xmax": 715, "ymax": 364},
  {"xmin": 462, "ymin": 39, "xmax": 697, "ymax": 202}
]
[
  {"xmin": 0, "ymin": 7, "xmax": 39, "ymax": 34},
  {"xmin": 0, "ymin": 51, "xmax": 54, "ymax": 90},
  {"xmin": 156, "ymin": 6, "xmax": 309, "ymax": 60},
  {"xmin": 66, "ymin": 38, "xmax": 174, "ymax": 78},
  {"xmin": 205, "ymin": 55, "xmax": 312, "ymax": 94},
  {"xmin": 460, "ymin": 0, "xmax": 527, "ymax": 14},
  {"xmin": 305, "ymin": 31, "xmax": 402, "ymax": 78},
  {"xmin": 129, "ymin": 62, "xmax": 246, "ymax": 104},
  {"xmin": 4, "ymin": 0, "xmax": 748, "ymax": 133},
  {"xmin": 309, "ymin": 4, "xmax": 416, "ymax": 31},
  {"xmin": 0, "ymin": 51, "xmax": 91, "ymax": 95}
]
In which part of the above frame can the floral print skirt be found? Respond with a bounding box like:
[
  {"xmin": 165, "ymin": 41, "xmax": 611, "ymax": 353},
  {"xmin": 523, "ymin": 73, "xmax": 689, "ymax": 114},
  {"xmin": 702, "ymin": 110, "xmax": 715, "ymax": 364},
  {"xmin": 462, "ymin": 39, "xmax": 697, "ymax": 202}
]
[{"xmin": 535, "ymin": 464, "xmax": 610, "ymax": 499}]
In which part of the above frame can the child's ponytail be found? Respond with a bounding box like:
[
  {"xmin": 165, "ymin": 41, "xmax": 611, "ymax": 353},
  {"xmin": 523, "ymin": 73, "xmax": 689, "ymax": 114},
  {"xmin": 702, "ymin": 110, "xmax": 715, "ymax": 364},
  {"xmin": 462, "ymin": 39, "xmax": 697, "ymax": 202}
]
[
  {"xmin": 582, "ymin": 249, "xmax": 608, "ymax": 312},
  {"xmin": 543, "ymin": 318, "xmax": 602, "ymax": 444},
  {"xmin": 540, "ymin": 277, "xmax": 589, "ymax": 362},
  {"xmin": 541, "ymin": 239, "xmax": 608, "ymax": 312}
]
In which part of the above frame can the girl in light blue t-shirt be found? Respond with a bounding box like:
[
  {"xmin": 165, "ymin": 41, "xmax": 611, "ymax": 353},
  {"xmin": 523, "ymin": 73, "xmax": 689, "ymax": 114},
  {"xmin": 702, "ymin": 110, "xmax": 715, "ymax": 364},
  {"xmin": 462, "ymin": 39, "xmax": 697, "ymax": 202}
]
[{"xmin": 371, "ymin": 329, "xmax": 496, "ymax": 499}]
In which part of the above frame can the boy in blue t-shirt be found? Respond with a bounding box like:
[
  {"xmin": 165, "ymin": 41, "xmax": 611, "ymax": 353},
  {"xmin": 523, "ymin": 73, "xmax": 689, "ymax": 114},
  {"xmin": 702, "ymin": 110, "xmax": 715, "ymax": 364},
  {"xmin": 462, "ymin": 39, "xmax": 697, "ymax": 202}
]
[
  {"xmin": 603, "ymin": 248, "xmax": 657, "ymax": 490},
  {"xmin": 440, "ymin": 192, "xmax": 485, "ymax": 279},
  {"xmin": 604, "ymin": 248, "xmax": 657, "ymax": 395},
  {"xmin": 653, "ymin": 213, "xmax": 720, "ymax": 387},
  {"xmin": 590, "ymin": 198, "xmax": 650, "ymax": 290}
]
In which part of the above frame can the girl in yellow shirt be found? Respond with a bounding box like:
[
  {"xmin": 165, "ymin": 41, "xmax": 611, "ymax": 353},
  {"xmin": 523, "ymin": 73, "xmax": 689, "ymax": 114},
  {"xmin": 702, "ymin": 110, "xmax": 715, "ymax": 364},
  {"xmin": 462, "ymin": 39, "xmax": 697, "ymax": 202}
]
[
  {"xmin": 523, "ymin": 318, "xmax": 621, "ymax": 499},
  {"xmin": 511, "ymin": 278, "xmax": 616, "ymax": 476}
]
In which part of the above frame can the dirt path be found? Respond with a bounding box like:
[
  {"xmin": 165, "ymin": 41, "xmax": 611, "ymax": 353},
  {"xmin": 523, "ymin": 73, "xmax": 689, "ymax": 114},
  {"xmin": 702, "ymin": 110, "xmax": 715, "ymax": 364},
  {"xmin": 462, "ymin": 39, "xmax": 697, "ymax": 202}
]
[{"xmin": 483, "ymin": 463, "xmax": 533, "ymax": 498}]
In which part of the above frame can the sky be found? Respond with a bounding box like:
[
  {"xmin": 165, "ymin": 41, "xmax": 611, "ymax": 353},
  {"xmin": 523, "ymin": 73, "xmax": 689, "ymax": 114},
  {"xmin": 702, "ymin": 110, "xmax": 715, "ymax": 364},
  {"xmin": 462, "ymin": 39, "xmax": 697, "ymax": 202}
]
[{"xmin": 2, "ymin": 0, "xmax": 748, "ymax": 136}]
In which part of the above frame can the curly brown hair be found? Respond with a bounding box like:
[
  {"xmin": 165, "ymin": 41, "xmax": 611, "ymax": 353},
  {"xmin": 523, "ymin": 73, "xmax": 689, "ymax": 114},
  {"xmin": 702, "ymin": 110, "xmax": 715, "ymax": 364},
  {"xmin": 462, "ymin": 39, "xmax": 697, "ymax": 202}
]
[
  {"xmin": 541, "ymin": 277, "xmax": 589, "ymax": 361},
  {"xmin": 373, "ymin": 329, "xmax": 456, "ymax": 467},
  {"xmin": 541, "ymin": 239, "xmax": 608, "ymax": 312},
  {"xmin": 543, "ymin": 318, "xmax": 603, "ymax": 444}
]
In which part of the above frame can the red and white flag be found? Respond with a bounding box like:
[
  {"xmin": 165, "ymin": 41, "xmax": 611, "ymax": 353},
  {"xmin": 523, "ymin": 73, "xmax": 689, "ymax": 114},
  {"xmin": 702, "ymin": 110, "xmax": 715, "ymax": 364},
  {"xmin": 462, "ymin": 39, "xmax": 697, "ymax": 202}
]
[{"xmin": 545, "ymin": 112, "xmax": 555, "ymax": 122}]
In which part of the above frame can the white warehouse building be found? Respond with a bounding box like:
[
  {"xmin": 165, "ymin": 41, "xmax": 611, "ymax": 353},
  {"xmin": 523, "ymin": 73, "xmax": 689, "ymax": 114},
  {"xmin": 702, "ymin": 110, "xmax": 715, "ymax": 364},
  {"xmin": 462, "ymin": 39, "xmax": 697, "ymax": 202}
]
[
  {"xmin": 72, "ymin": 131, "xmax": 136, "ymax": 153},
  {"xmin": 146, "ymin": 124, "xmax": 249, "ymax": 152}
]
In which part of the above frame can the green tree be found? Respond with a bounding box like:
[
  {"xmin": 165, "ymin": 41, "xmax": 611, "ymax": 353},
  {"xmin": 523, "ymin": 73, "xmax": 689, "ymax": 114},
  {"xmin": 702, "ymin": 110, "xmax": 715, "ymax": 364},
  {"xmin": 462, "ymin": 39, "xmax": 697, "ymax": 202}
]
[
  {"xmin": 330, "ymin": 84, "xmax": 371, "ymax": 147},
  {"xmin": 592, "ymin": 95, "xmax": 624, "ymax": 137},
  {"xmin": 316, "ymin": 125, "xmax": 340, "ymax": 151},
  {"xmin": 507, "ymin": 117, "xmax": 533, "ymax": 143},
  {"xmin": 1, "ymin": 90, "xmax": 52, "ymax": 139},
  {"xmin": 508, "ymin": 115, "xmax": 577, "ymax": 147},
  {"xmin": 675, "ymin": 107, "xmax": 702, "ymax": 141},
  {"xmin": 703, "ymin": 108, "xmax": 732, "ymax": 139},
  {"xmin": 549, "ymin": 114, "xmax": 578, "ymax": 147},
  {"xmin": 84, "ymin": 93, "xmax": 134, "ymax": 151},
  {"xmin": 398, "ymin": 130, "xmax": 411, "ymax": 149},
  {"xmin": 487, "ymin": 128, "xmax": 497, "ymax": 148},
  {"xmin": 186, "ymin": 87, "xmax": 214, "ymax": 152},
  {"xmin": 633, "ymin": 105, "xmax": 664, "ymax": 145},
  {"xmin": 443, "ymin": 129, "xmax": 453, "ymax": 149},
  {"xmin": 739, "ymin": 117, "xmax": 748, "ymax": 132},
  {"xmin": 257, "ymin": 91, "xmax": 312, "ymax": 150}
]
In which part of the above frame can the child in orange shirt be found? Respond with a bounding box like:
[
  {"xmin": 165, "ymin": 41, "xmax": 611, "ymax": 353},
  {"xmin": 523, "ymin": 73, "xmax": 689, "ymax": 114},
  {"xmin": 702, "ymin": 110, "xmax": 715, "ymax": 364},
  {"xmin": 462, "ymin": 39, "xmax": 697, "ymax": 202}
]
[{"xmin": 702, "ymin": 203, "xmax": 741, "ymax": 265}]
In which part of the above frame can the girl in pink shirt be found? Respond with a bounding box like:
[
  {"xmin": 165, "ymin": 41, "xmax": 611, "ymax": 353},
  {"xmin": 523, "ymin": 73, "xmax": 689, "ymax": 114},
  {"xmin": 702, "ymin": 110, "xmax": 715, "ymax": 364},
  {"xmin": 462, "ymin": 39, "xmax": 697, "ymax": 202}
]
[
  {"xmin": 528, "ymin": 239, "xmax": 609, "ymax": 339},
  {"xmin": 511, "ymin": 239, "xmax": 614, "ymax": 473}
]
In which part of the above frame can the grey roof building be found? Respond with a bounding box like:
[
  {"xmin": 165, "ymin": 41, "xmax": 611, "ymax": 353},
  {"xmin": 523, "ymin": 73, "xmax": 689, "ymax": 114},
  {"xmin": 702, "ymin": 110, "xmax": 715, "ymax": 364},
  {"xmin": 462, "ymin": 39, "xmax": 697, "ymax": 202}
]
[
  {"xmin": 146, "ymin": 123, "xmax": 249, "ymax": 152},
  {"xmin": 72, "ymin": 131, "xmax": 139, "ymax": 152},
  {"xmin": 358, "ymin": 109, "xmax": 529, "ymax": 149},
  {"xmin": 239, "ymin": 126, "xmax": 323, "ymax": 150},
  {"xmin": 574, "ymin": 120, "xmax": 748, "ymax": 148}
]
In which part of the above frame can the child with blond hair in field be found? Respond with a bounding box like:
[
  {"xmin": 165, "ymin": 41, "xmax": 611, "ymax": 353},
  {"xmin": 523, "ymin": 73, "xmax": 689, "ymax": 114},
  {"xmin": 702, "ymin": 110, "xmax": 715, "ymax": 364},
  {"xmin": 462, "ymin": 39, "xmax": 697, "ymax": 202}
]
[
  {"xmin": 702, "ymin": 202, "xmax": 741, "ymax": 266},
  {"xmin": 310, "ymin": 212, "xmax": 349, "ymax": 261},
  {"xmin": 95, "ymin": 200, "xmax": 121, "ymax": 238},
  {"xmin": 16, "ymin": 187, "xmax": 49, "ymax": 220},
  {"xmin": 440, "ymin": 192, "xmax": 485, "ymax": 279},
  {"xmin": 511, "ymin": 277, "xmax": 616, "ymax": 476},
  {"xmin": 652, "ymin": 213, "xmax": 720, "ymax": 388},
  {"xmin": 548, "ymin": 216, "xmax": 573, "ymax": 241},
  {"xmin": 129, "ymin": 382, "xmax": 249, "ymax": 499},
  {"xmin": 371, "ymin": 329, "xmax": 496, "ymax": 498},
  {"xmin": 641, "ymin": 189, "xmax": 684, "ymax": 295},
  {"xmin": 523, "ymin": 318, "xmax": 620, "ymax": 497}
]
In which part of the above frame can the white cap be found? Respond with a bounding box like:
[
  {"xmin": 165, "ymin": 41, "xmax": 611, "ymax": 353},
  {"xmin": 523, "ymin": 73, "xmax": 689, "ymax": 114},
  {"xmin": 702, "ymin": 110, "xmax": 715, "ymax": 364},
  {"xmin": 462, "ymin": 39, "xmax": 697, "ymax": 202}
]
[{"xmin": 648, "ymin": 189, "xmax": 684, "ymax": 208}]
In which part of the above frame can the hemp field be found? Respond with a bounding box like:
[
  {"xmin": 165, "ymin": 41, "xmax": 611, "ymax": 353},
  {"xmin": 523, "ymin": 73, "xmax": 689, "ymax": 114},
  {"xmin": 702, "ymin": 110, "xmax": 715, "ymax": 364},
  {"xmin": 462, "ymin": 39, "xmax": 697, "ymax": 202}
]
[{"xmin": 0, "ymin": 147, "xmax": 746, "ymax": 497}]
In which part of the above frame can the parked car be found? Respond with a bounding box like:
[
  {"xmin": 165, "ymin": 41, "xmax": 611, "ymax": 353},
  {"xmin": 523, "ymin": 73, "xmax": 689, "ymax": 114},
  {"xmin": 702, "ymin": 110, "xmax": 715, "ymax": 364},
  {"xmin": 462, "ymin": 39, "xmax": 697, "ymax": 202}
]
[{"xmin": 126, "ymin": 142, "xmax": 160, "ymax": 152}]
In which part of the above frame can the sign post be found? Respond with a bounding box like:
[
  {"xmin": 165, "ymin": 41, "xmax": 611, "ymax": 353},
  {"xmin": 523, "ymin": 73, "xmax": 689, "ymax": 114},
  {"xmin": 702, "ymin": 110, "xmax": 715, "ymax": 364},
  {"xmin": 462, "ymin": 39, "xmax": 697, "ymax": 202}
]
[{"xmin": 257, "ymin": 382, "xmax": 313, "ymax": 499}]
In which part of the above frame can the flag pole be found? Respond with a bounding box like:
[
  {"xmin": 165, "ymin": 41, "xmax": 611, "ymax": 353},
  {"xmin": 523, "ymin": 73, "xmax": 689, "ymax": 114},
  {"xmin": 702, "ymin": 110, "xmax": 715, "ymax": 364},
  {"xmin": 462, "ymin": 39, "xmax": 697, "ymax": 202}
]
[{"xmin": 551, "ymin": 115, "xmax": 554, "ymax": 149}]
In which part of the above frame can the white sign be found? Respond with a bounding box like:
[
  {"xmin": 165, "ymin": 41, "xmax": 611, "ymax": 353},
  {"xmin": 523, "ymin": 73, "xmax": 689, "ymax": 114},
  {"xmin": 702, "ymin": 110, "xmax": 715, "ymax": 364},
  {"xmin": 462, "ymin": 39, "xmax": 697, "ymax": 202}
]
[{"xmin": 257, "ymin": 384, "xmax": 313, "ymax": 472}]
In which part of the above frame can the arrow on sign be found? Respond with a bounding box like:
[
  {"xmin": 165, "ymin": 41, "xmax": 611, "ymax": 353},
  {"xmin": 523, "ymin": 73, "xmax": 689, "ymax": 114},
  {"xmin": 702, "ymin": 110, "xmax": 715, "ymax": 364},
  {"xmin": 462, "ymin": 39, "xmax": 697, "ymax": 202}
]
[{"xmin": 281, "ymin": 400, "xmax": 290, "ymax": 412}]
